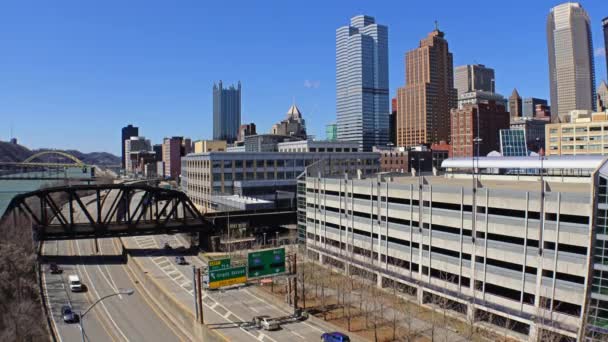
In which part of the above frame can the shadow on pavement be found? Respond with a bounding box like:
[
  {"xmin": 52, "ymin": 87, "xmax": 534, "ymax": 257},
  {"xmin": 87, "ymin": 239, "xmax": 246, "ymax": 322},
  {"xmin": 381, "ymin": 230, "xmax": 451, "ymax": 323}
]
[
  {"xmin": 41, "ymin": 254, "xmax": 127, "ymax": 265},
  {"xmin": 126, "ymin": 247, "xmax": 196, "ymax": 257}
]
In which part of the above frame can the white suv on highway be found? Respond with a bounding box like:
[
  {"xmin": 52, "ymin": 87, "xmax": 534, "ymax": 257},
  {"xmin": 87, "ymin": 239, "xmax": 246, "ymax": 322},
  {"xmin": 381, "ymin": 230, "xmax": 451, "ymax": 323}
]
[{"xmin": 68, "ymin": 275, "xmax": 82, "ymax": 292}]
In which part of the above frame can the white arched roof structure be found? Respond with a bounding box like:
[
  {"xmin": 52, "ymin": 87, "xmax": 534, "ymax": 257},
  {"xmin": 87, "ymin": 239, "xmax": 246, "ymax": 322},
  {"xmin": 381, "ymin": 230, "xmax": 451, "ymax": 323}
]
[{"xmin": 441, "ymin": 156, "xmax": 606, "ymax": 170}]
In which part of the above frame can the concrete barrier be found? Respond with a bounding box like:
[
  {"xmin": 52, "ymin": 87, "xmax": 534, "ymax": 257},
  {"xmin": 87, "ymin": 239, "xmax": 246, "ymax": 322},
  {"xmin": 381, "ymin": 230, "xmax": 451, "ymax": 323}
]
[{"xmin": 115, "ymin": 238, "xmax": 225, "ymax": 342}]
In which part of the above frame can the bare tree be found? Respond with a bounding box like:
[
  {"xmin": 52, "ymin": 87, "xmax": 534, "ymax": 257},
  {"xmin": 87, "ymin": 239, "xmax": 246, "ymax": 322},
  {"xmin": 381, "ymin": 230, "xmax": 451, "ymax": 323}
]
[{"xmin": 0, "ymin": 213, "xmax": 49, "ymax": 341}]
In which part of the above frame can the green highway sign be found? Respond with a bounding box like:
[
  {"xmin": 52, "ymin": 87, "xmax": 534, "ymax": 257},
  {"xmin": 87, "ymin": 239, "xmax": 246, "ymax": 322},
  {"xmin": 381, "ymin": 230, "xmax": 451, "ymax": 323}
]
[
  {"xmin": 208, "ymin": 266, "xmax": 247, "ymax": 289},
  {"xmin": 208, "ymin": 258, "xmax": 231, "ymax": 271},
  {"xmin": 247, "ymin": 248, "xmax": 286, "ymax": 278}
]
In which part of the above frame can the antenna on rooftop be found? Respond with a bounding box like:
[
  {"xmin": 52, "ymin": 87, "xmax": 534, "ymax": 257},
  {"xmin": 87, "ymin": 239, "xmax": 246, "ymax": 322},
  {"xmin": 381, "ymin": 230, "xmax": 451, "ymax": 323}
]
[{"xmin": 434, "ymin": 20, "xmax": 439, "ymax": 31}]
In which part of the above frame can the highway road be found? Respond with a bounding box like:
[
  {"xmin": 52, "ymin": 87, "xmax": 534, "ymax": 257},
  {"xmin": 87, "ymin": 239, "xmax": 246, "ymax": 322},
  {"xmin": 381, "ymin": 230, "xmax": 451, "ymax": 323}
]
[
  {"xmin": 41, "ymin": 193, "xmax": 183, "ymax": 342},
  {"xmin": 127, "ymin": 231, "xmax": 341, "ymax": 342},
  {"xmin": 123, "ymin": 190, "xmax": 351, "ymax": 341},
  {"xmin": 41, "ymin": 187, "xmax": 354, "ymax": 342}
]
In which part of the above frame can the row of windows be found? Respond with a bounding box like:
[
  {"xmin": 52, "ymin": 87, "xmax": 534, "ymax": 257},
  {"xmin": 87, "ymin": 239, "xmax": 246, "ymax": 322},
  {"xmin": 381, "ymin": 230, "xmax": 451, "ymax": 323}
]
[
  {"xmin": 309, "ymin": 189, "xmax": 589, "ymax": 225},
  {"xmin": 310, "ymin": 202, "xmax": 588, "ymax": 256},
  {"xmin": 309, "ymin": 234, "xmax": 582, "ymax": 316},
  {"xmin": 310, "ymin": 218, "xmax": 586, "ymax": 285}
]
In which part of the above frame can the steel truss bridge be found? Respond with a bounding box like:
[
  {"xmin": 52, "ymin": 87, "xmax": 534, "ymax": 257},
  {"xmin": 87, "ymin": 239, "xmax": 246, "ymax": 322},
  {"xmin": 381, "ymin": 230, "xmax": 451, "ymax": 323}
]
[
  {"xmin": 2, "ymin": 183, "xmax": 296, "ymax": 242},
  {"xmin": 0, "ymin": 150, "xmax": 94, "ymax": 180}
]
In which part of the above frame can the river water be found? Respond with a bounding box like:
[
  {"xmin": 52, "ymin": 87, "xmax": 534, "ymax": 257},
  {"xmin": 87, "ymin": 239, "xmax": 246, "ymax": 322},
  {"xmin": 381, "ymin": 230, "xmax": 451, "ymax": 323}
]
[{"xmin": 0, "ymin": 168, "xmax": 93, "ymax": 216}]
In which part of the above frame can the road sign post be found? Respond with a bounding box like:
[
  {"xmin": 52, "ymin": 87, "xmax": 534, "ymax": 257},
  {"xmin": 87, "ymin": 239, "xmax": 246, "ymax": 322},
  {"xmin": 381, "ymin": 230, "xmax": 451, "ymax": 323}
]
[
  {"xmin": 208, "ymin": 266, "xmax": 247, "ymax": 289},
  {"xmin": 208, "ymin": 258, "xmax": 231, "ymax": 271},
  {"xmin": 247, "ymin": 247, "xmax": 286, "ymax": 279}
]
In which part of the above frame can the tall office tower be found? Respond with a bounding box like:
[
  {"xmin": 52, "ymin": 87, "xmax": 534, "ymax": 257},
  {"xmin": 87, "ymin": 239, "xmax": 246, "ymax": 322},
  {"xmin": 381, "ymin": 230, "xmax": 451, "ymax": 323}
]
[
  {"xmin": 603, "ymin": 17, "xmax": 608, "ymax": 80},
  {"xmin": 336, "ymin": 15, "xmax": 389, "ymax": 151},
  {"xmin": 121, "ymin": 124, "xmax": 138, "ymax": 169},
  {"xmin": 509, "ymin": 88, "xmax": 523, "ymax": 118},
  {"xmin": 153, "ymin": 144, "xmax": 163, "ymax": 162},
  {"xmin": 396, "ymin": 27, "xmax": 457, "ymax": 147},
  {"xmin": 523, "ymin": 98, "xmax": 548, "ymax": 118},
  {"xmin": 124, "ymin": 136, "xmax": 151, "ymax": 173},
  {"xmin": 213, "ymin": 81, "xmax": 241, "ymax": 143},
  {"xmin": 389, "ymin": 97, "xmax": 397, "ymax": 145},
  {"xmin": 547, "ymin": 2, "xmax": 596, "ymax": 122},
  {"xmin": 162, "ymin": 136, "xmax": 183, "ymax": 179},
  {"xmin": 598, "ymin": 81, "xmax": 608, "ymax": 112},
  {"xmin": 453, "ymin": 64, "xmax": 495, "ymax": 96}
]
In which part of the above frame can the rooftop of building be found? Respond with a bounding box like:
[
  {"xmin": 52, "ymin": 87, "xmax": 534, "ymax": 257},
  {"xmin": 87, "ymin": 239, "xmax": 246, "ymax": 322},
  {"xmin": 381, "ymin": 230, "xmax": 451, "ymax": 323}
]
[
  {"xmin": 183, "ymin": 150, "xmax": 380, "ymax": 159},
  {"xmin": 212, "ymin": 195, "xmax": 272, "ymax": 205},
  {"xmin": 389, "ymin": 174, "xmax": 590, "ymax": 193},
  {"xmin": 441, "ymin": 155, "xmax": 604, "ymax": 170}
]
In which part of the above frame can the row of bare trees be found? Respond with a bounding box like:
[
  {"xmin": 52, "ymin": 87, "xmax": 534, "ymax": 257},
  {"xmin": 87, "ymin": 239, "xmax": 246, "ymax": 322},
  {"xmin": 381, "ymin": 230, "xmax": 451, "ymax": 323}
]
[
  {"xmin": 286, "ymin": 253, "xmax": 581, "ymax": 342},
  {"xmin": 0, "ymin": 209, "xmax": 49, "ymax": 341}
]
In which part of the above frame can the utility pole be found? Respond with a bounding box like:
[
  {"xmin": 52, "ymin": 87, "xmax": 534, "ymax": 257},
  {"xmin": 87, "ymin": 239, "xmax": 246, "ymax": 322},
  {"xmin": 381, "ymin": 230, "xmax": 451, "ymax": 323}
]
[
  {"xmin": 197, "ymin": 267, "xmax": 204, "ymax": 324},
  {"xmin": 292, "ymin": 253, "xmax": 299, "ymax": 314},
  {"xmin": 193, "ymin": 266, "xmax": 199, "ymax": 322}
]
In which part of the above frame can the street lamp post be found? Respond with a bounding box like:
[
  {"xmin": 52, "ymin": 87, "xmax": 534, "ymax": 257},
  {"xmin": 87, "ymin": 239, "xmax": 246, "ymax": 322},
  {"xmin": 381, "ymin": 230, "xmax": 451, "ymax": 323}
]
[
  {"xmin": 536, "ymin": 137, "xmax": 545, "ymax": 256},
  {"xmin": 412, "ymin": 156, "xmax": 425, "ymax": 234},
  {"xmin": 471, "ymin": 137, "xmax": 483, "ymax": 244},
  {"xmin": 80, "ymin": 288, "xmax": 134, "ymax": 342},
  {"xmin": 263, "ymin": 232, "xmax": 267, "ymax": 246}
]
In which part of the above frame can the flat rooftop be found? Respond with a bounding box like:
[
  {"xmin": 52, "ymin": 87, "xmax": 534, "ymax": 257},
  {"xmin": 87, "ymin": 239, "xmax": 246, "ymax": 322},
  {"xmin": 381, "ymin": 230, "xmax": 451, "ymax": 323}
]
[
  {"xmin": 389, "ymin": 174, "xmax": 591, "ymax": 193},
  {"xmin": 213, "ymin": 195, "xmax": 272, "ymax": 204}
]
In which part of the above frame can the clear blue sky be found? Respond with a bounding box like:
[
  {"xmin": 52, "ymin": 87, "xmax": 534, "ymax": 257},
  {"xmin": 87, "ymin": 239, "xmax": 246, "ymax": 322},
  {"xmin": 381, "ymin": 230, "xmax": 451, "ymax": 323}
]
[{"xmin": 1, "ymin": 0, "xmax": 606, "ymax": 155}]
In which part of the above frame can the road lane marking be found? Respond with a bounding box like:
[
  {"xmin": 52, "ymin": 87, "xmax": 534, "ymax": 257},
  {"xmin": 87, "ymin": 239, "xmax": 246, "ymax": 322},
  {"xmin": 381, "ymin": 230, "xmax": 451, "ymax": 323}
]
[
  {"xmin": 41, "ymin": 242, "xmax": 64, "ymax": 342},
  {"xmin": 75, "ymin": 239, "xmax": 130, "ymax": 342},
  {"xmin": 95, "ymin": 242, "xmax": 122, "ymax": 299},
  {"xmin": 109, "ymin": 239, "xmax": 188, "ymax": 341},
  {"xmin": 291, "ymin": 331, "xmax": 306, "ymax": 339},
  {"xmin": 243, "ymin": 289, "xmax": 325, "ymax": 333},
  {"xmin": 130, "ymin": 236, "xmax": 276, "ymax": 342}
]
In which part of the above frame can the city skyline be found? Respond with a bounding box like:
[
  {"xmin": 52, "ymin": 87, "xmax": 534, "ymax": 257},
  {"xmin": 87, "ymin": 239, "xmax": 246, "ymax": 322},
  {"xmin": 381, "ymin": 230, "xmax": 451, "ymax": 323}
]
[{"xmin": 2, "ymin": 0, "xmax": 607, "ymax": 154}]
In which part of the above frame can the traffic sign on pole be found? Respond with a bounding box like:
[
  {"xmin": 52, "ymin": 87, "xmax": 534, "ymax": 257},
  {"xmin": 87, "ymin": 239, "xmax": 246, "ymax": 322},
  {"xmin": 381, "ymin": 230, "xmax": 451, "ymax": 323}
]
[
  {"xmin": 247, "ymin": 247, "xmax": 286, "ymax": 278},
  {"xmin": 208, "ymin": 266, "xmax": 247, "ymax": 289},
  {"xmin": 208, "ymin": 258, "xmax": 231, "ymax": 271}
]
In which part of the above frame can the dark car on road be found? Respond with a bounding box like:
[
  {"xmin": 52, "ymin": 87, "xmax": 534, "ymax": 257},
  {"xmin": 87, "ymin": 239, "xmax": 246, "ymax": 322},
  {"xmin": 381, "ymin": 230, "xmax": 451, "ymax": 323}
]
[
  {"xmin": 175, "ymin": 256, "xmax": 187, "ymax": 265},
  {"xmin": 61, "ymin": 305, "xmax": 77, "ymax": 323},
  {"xmin": 321, "ymin": 332, "xmax": 350, "ymax": 342},
  {"xmin": 49, "ymin": 263, "xmax": 62, "ymax": 274}
]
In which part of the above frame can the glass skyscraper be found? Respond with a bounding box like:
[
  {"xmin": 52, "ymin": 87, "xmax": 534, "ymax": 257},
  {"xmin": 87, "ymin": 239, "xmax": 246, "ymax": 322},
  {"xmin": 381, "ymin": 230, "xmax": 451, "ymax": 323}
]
[
  {"xmin": 213, "ymin": 81, "xmax": 241, "ymax": 143},
  {"xmin": 547, "ymin": 2, "xmax": 596, "ymax": 123},
  {"xmin": 336, "ymin": 15, "xmax": 389, "ymax": 151}
]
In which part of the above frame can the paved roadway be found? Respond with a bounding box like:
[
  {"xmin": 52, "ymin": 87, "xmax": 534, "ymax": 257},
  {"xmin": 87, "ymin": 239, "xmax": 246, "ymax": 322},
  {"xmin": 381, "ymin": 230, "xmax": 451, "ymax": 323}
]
[
  {"xmin": 126, "ymin": 231, "xmax": 350, "ymax": 342},
  {"xmin": 43, "ymin": 187, "xmax": 357, "ymax": 342},
  {"xmin": 124, "ymin": 190, "xmax": 356, "ymax": 342},
  {"xmin": 41, "ymin": 193, "xmax": 183, "ymax": 342}
]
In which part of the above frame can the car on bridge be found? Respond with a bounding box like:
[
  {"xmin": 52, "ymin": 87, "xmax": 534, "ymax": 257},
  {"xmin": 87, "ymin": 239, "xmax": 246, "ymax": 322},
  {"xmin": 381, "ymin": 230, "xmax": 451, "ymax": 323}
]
[
  {"xmin": 61, "ymin": 305, "xmax": 77, "ymax": 323},
  {"xmin": 321, "ymin": 332, "xmax": 350, "ymax": 342}
]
